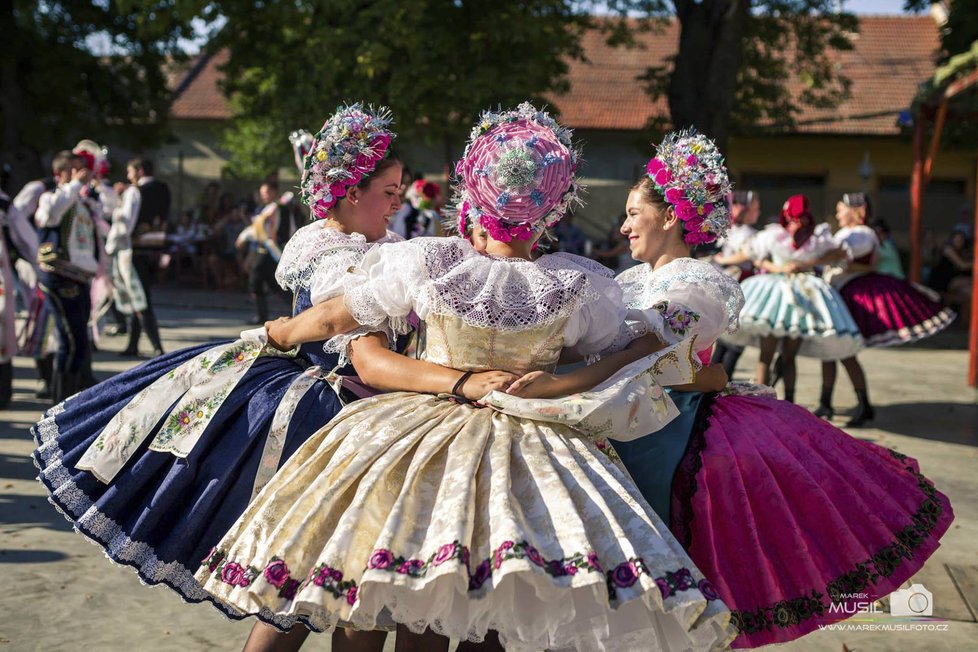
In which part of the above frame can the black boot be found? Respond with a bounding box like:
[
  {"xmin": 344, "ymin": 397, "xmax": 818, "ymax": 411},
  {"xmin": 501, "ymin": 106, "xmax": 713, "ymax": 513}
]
[
  {"xmin": 35, "ymin": 355, "xmax": 54, "ymax": 399},
  {"xmin": 141, "ymin": 308, "xmax": 165, "ymax": 357},
  {"xmin": 120, "ymin": 315, "xmax": 141, "ymax": 356},
  {"xmin": 813, "ymin": 386, "xmax": 834, "ymax": 419},
  {"xmin": 253, "ymin": 293, "xmax": 269, "ymax": 325},
  {"xmin": 0, "ymin": 361, "xmax": 13, "ymax": 409},
  {"xmin": 770, "ymin": 355, "xmax": 785, "ymax": 387},
  {"xmin": 846, "ymin": 389, "xmax": 875, "ymax": 427},
  {"xmin": 783, "ymin": 389, "xmax": 795, "ymax": 404}
]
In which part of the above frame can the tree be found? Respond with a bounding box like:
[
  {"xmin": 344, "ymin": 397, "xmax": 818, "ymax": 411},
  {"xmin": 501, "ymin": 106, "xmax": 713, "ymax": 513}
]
[
  {"xmin": 607, "ymin": 1, "xmax": 858, "ymax": 151},
  {"xmin": 0, "ymin": 1, "xmax": 203, "ymax": 189},
  {"xmin": 208, "ymin": 0, "xmax": 588, "ymax": 178},
  {"xmin": 905, "ymin": 0, "xmax": 978, "ymax": 146}
]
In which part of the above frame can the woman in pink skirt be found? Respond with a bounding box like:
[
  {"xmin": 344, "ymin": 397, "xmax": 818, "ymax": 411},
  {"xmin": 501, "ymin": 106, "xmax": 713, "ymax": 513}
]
[{"xmin": 812, "ymin": 193, "xmax": 956, "ymax": 425}]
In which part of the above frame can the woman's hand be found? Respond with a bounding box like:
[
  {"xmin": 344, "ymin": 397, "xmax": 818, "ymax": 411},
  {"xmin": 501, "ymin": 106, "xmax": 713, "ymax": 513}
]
[
  {"xmin": 459, "ymin": 370, "xmax": 519, "ymax": 400},
  {"xmin": 504, "ymin": 371, "xmax": 568, "ymax": 399},
  {"xmin": 264, "ymin": 317, "xmax": 293, "ymax": 351}
]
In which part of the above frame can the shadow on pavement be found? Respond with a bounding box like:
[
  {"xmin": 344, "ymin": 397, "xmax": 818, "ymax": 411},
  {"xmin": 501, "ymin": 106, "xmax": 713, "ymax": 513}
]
[
  {"xmin": 0, "ymin": 493, "xmax": 72, "ymax": 531},
  {"xmin": 0, "ymin": 549, "xmax": 69, "ymax": 563},
  {"xmin": 875, "ymin": 401, "xmax": 978, "ymax": 447},
  {"xmin": 0, "ymin": 453, "xmax": 40, "ymax": 481}
]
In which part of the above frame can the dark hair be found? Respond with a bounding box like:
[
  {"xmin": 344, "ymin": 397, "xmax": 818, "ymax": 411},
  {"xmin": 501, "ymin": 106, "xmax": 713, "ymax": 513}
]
[
  {"xmin": 128, "ymin": 157, "xmax": 154, "ymax": 175},
  {"xmin": 52, "ymin": 150, "xmax": 74, "ymax": 174},
  {"xmin": 358, "ymin": 150, "xmax": 403, "ymax": 189},
  {"xmin": 261, "ymin": 180, "xmax": 279, "ymax": 192},
  {"xmin": 631, "ymin": 176, "xmax": 670, "ymax": 214},
  {"xmin": 867, "ymin": 217, "xmax": 890, "ymax": 236}
]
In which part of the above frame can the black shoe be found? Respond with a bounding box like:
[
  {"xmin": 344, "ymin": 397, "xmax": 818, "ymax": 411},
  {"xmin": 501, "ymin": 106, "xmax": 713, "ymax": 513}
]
[
  {"xmin": 846, "ymin": 405, "xmax": 875, "ymax": 428},
  {"xmin": 813, "ymin": 404, "xmax": 835, "ymax": 420},
  {"xmin": 151, "ymin": 348, "xmax": 165, "ymax": 358}
]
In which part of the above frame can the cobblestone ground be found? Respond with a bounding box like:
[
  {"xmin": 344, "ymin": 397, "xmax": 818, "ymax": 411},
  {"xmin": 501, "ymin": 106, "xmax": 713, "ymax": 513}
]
[{"xmin": 1, "ymin": 291, "xmax": 975, "ymax": 651}]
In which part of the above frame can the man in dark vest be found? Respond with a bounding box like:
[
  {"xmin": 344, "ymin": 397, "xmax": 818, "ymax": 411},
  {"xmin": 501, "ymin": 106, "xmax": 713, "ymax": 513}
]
[
  {"xmin": 116, "ymin": 157, "xmax": 166, "ymax": 357},
  {"xmin": 248, "ymin": 181, "xmax": 297, "ymax": 323}
]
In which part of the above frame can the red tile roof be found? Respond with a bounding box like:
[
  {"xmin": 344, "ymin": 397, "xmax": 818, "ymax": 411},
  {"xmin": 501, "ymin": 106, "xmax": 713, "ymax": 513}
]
[
  {"xmin": 170, "ymin": 16, "xmax": 939, "ymax": 135},
  {"xmin": 170, "ymin": 49, "xmax": 231, "ymax": 120}
]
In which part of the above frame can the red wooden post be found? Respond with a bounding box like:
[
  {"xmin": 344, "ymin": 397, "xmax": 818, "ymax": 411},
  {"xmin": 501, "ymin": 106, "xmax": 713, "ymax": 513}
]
[
  {"xmin": 969, "ymin": 133, "xmax": 978, "ymax": 388},
  {"xmin": 909, "ymin": 117, "xmax": 926, "ymax": 284}
]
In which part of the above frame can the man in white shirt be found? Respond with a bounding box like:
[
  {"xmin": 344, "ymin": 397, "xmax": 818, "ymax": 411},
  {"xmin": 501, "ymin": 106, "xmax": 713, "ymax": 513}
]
[
  {"xmin": 113, "ymin": 158, "xmax": 164, "ymax": 356},
  {"xmin": 35, "ymin": 149, "xmax": 100, "ymax": 402}
]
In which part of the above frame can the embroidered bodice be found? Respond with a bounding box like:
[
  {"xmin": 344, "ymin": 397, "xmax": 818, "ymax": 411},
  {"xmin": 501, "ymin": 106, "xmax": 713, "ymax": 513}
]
[
  {"xmin": 750, "ymin": 223, "xmax": 837, "ymax": 266},
  {"xmin": 423, "ymin": 313, "xmax": 565, "ymax": 375}
]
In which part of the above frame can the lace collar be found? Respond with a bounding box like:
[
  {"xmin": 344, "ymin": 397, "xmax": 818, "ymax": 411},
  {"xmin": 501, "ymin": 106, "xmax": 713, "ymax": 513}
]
[{"xmin": 617, "ymin": 257, "xmax": 743, "ymax": 330}]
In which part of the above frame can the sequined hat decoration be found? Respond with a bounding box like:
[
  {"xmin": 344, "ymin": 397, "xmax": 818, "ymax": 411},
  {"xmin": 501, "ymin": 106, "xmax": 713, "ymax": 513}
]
[{"xmin": 452, "ymin": 102, "xmax": 581, "ymax": 242}]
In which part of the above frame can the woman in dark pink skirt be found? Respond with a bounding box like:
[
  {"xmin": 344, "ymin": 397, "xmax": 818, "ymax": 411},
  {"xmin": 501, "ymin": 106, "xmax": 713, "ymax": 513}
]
[
  {"xmin": 602, "ymin": 131, "xmax": 954, "ymax": 648},
  {"xmin": 812, "ymin": 193, "xmax": 955, "ymax": 425}
]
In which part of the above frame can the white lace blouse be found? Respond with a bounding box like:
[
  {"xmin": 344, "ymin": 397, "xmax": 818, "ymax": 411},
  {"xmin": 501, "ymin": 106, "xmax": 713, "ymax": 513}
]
[
  {"xmin": 336, "ymin": 237, "xmax": 626, "ymax": 356},
  {"xmin": 275, "ymin": 223, "xmax": 403, "ymax": 299},
  {"xmin": 614, "ymin": 257, "xmax": 744, "ymax": 353},
  {"xmin": 749, "ymin": 223, "xmax": 838, "ymax": 266}
]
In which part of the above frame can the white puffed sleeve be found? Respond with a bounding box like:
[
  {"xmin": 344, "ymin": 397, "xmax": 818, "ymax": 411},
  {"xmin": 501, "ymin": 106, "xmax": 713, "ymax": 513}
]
[
  {"xmin": 623, "ymin": 259, "xmax": 743, "ymax": 354},
  {"xmin": 561, "ymin": 271, "xmax": 627, "ymax": 355},
  {"xmin": 834, "ymin": 226, "xmax": 878, "ymax": 262},
  {"xmin": 340, "ymin": 239, "xmax": 426, "ymax": 333},
  {"xmin": 746, "ymin": 224, "xmax": 780, "ymax": 261},
  {"xmin": 807, "ymin": 223, "xmax": 839, "ymax": 259}
]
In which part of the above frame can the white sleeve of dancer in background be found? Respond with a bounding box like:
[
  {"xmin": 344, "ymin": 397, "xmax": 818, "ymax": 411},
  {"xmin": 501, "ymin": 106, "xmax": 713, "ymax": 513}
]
[
  {"xmin": 34, "ymin": 180, "xmax": 83, "ymax": 228},
  {"xmin": 5, "ymin": 181, "xmax": 41, "ymax": 259},
  {"xmin": 834, "ymin": 226, "xmax": 878, "ymax": 262},
  {"xmin": 119, "ymin": 184, "xmax": 141, "ymax": 233}
]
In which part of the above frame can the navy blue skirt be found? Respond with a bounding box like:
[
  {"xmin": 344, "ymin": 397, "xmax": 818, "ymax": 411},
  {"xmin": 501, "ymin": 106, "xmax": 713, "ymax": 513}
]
[{"xmin": 32, "ymin": 339, "xmax": 346, "ymax": 615}]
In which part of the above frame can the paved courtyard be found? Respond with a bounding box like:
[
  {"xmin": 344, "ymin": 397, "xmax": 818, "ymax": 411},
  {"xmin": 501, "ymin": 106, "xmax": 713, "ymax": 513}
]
[{"xmin": 0, "ymin": 289, "xmax": 975, "ymax": 651}]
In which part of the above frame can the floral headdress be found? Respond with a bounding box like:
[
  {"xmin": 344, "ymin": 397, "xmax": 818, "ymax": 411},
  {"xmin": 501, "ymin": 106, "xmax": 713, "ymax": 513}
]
[
  {"xmin": 300, "ymin": 104, "xmax": 395, "ymax": 219},
  {"xmin": 408, "ymin": 179, "xmax": 441, "ymax": 210},
  {"xmin": 73, "ymin": 139, "xmax": 104, "ymax": 173},
  {"xmin": 452, "ymin": 102, "xmax": 581, "ymax": 242},
  {"xmin": 645, "ymin": 129, "xmax": 732, "ymax": 246}
]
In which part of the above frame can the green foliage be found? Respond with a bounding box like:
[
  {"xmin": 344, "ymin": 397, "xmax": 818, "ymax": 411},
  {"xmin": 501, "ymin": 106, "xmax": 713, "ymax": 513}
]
[
  {"xmin": 0, "ymin": 0, "xmax": 204, "ymax": 173},
  {"xmin": 632, "ymin": 0, "xmax": 857, "ymax": 142},
  {"xmin": 210, "ymin": 0, "xmax": 588, "ymax": 178},
  {"xmin": 905, "ymin": 0, "xmax": 978, "ymax": 147}
]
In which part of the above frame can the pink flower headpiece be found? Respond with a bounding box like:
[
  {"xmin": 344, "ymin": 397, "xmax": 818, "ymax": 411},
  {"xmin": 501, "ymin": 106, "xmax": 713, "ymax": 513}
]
[
  {"xmin": 300, "ymin": 104, "xmax": 395, "ymax": 219},
  {"xmin": 451, "ymin": 103, "xmax": 581, "ymax": 242},
  {"xmin": 646, "ymin": 129, "xmax": 732, "ymax": 246}
]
